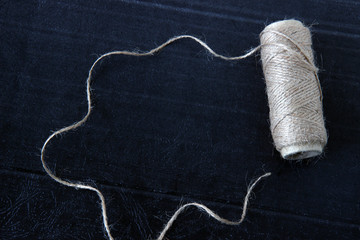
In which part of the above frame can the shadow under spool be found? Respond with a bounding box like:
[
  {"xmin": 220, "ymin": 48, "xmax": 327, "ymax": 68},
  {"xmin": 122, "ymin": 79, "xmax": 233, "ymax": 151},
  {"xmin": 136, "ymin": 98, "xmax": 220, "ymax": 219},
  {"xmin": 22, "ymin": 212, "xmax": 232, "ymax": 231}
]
[{"xmin": 260, "ymin": 20, "xmax": 328, "ymax": 160}]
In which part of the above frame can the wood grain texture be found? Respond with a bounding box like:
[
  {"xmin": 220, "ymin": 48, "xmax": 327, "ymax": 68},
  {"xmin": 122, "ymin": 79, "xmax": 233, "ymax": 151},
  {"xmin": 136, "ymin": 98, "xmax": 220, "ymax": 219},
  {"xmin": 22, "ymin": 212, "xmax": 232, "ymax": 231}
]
[{"xmin": 1, "ymin": 0, "xmax": 360, "ymax": 239}]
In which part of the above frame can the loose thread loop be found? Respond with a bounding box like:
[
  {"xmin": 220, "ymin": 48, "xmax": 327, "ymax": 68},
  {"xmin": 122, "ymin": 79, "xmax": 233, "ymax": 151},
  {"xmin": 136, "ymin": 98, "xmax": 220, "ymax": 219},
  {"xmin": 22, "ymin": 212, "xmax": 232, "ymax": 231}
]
[{"xmin": 41, "ymin": 35, "xmax": 267, "ymax": 240}]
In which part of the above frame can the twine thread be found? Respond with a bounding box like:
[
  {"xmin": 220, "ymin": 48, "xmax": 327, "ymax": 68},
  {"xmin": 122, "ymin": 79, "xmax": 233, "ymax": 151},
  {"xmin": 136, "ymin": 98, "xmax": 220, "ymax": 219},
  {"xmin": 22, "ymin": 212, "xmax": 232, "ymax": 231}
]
[
  {"xmin": 41, "ymin": 19, "xmax": 327, "ymax": 240},
  {"xmin": 40, "ymin": 35, "xmax": 268, "ymax": 240}
]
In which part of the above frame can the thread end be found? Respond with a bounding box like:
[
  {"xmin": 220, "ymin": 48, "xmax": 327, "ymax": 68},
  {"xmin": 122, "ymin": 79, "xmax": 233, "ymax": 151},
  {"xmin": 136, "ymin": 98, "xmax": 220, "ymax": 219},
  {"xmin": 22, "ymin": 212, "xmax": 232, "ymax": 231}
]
[{"xmin": 280, "ymin": 143, "xmax": 323, "ymax": 160}]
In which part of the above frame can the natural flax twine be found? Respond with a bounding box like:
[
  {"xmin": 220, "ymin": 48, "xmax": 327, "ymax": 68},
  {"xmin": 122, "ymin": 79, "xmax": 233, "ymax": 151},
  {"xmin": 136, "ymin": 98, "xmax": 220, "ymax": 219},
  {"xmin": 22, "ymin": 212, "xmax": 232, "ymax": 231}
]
[
  {"xmin": 260, "ymin": 20, "xmax": 327, "ymax": 160},
  {"xmin": 40, "ymin": 19, "xmax": 326, "ymax": 240}
]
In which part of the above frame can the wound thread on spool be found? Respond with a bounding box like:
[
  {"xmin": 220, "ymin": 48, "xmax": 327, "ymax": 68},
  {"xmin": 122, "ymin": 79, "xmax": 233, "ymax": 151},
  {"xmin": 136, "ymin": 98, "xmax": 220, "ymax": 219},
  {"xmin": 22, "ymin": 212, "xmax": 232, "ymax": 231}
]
[{"xmin": 260, "ymin": 20, "xmax": 328, "ymax": 160}]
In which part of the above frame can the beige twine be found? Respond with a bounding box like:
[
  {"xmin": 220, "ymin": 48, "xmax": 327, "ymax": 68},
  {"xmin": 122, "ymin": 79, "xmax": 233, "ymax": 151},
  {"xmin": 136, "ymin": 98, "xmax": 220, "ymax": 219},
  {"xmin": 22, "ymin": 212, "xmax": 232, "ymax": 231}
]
[
  {"xmin": 260, "ymin": 20, "xmax": 327, "ymax": 160},
  {"xmin": 40, "ymin": 35, "xmax": 269, "ymax": 240},
  {"xmin": 40, "ymin": 19, "xmax": 326, "ymax": 240}
]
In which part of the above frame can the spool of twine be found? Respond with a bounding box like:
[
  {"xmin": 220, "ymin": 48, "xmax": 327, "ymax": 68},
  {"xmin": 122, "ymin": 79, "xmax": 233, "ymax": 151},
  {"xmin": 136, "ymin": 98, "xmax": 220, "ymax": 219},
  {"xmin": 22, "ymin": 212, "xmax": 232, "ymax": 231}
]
[
  {"xmin": 40, "ymin": 19, "xmax": 328, "ymax": 240},
  {"xmin": 260, "ymin": 20, "xmax": 327, "ymax": 160}
]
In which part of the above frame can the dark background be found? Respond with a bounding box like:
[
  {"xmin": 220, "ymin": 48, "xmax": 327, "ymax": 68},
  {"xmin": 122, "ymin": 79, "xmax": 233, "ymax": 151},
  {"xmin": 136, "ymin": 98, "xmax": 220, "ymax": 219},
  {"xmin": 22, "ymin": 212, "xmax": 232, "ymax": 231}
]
[{"xmin": 1, "ymin": 0, "xmax": 360, "ymax": 239}]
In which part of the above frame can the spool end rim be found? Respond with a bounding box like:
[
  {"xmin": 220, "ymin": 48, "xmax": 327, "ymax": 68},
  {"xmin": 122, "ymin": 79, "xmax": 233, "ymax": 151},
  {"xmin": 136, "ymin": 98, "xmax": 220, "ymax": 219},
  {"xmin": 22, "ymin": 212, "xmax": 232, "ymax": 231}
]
[
  {"xmin": 281, "ymin": 143, "xmax": 323, "ymax": 160},
  {"xmin": 264, "ymin": 19, "xmax": 304, "ymax": 30}
]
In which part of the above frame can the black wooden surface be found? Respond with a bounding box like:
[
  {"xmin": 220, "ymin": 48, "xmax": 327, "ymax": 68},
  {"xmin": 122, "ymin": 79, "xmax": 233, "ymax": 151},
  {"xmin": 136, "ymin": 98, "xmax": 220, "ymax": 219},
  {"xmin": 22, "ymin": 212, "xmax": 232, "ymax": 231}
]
[{"xmin": 1, "ymin": 0, "xmax": 360, "ymax": 239}]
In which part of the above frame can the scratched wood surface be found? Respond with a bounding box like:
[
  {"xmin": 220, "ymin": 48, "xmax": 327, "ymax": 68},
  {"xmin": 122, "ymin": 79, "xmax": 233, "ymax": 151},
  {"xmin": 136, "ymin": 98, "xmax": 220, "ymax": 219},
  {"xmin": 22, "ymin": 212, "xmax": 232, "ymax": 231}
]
[{"xmin": 1, "ymin": 0, "xmax": 360, "ymax": 239}]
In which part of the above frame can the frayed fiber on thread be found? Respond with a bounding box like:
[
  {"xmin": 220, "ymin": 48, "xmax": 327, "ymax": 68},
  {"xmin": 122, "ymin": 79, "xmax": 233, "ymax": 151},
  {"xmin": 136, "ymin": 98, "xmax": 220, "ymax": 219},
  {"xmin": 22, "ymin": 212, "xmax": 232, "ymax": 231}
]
[{"xmin": 40, "ymin": 19, "xmax": 326, "ymax": 240}]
